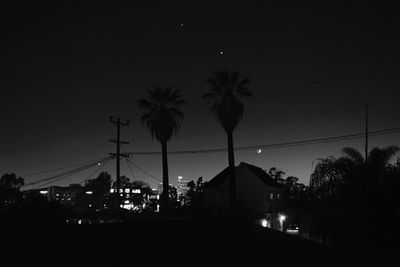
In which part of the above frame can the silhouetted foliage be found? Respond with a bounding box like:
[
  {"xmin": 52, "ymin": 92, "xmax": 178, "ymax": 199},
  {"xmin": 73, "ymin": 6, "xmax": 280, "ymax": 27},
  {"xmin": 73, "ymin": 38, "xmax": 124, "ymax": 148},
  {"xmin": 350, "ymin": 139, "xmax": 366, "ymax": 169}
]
[
  {"xmin": 84, "ymin": 171, "xmax": 112, "ymax": 211},
  {"xmin": 160, "ymin": 185, "xmax": 179, "ymax": 209},
  {"xmin": 204, "ymin": 71, "xmax": 252, "ymax": 204},
  {"xmin": 184, "ymin": 177, "xmax": 205, "ymax": 208},
  {"xmin": 308, "ymin": 146, "xmax": 400, "ymax": 249},
  {"xmin": 267, "ymin": 167, "xmax": 286, "ymax": 184},
  {"xmin": 138, "ymin": 86, "xmax": 185, "ymax": 212},
  {"xmin": 0, "ymin": 173, "xmax": 24, "ymax": 211}
]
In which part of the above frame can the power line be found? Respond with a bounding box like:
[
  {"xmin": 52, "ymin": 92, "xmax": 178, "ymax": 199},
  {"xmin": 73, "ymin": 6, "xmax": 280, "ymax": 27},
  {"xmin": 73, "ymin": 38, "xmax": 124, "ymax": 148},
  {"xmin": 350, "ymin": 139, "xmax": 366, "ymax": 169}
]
[
  {"xmin": 127, "ymin": 126, "xmax": 400, "ymax": 155},
  {"xmin": 22, "ymin": 156, "xmax": 113, "ymax": 189},
  {"xmin": 0, "ymin": 123, "xmax": 111, "ymax": 160},
  {"xmin": 79, "ymin": 157, "xmax": 114, "ymax": 185},
  {"xmin": 20, "ymin": 158, "xmax": 108, "ymax": 177},
  {"xmin": 125, "ymin": 157, "xmax": 161, "ymax": 183},
  {"xmin": 124, "ymin": 157, "xmax": 136, "ymax": 180}
]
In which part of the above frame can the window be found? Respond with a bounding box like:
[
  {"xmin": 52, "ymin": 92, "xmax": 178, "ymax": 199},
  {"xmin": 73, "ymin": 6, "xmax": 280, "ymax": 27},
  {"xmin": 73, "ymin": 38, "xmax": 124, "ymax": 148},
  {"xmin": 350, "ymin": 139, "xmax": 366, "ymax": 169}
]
[
  {"xmin": 277, "ymin": 193, "xmax": 280, "ymax": 200},
  {"xmin": 270, "ymin": 193, "xmax": 274, "ymax": 200}
]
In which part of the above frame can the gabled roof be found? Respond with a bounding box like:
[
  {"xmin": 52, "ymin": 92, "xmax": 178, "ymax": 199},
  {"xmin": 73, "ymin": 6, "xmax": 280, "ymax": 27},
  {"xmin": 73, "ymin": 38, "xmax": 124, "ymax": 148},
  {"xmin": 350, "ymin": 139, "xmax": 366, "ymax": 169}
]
[
  {"xmin": 205, "ymin": 166, "xmax": 231, "ymax": 188},
  {"xmin": 205, "ymin": 162, "xmax": 286, "ymax": 189}
]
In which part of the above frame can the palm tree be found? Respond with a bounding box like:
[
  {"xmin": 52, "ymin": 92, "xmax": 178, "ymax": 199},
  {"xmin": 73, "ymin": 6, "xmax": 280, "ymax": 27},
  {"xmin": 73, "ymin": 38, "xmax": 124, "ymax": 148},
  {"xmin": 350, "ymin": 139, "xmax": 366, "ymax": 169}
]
[
  {"xmin": 138, "ymin": 86, "xmax": 185, "ymax": 212},
  {"xmin": 341, "ymin": 146, "xmax": 399, "ymax": 169},
  {"xmin": 203, "ymin": 71, "xmax": 252, "ymax": 204}
]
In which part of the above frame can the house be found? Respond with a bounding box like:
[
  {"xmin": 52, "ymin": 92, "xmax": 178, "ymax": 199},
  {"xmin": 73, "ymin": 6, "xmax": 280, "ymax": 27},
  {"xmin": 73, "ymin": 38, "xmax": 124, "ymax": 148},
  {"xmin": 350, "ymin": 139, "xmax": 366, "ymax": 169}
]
[{"xmin": 204, "ymin": 162, "xmax": 286, "ymax": 219}]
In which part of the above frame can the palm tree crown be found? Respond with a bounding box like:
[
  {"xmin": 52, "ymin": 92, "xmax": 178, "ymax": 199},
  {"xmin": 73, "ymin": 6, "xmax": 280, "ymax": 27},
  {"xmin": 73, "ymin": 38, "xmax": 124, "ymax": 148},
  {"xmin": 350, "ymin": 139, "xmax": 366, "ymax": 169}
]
[
  {"xmin": 138, "ymin": 86, "xmax": 185, "ymax": 213},
  {"xmin": 203, "ymin": 71, "xmax": 252, "ymax": 205},
  {"xmin": 203, "ymin": 70, "xmax": 252, "ymax": 133},
  {"xmin": 340, "ymin": 146, "xmax": 399, "ymax": 169},
  {"xmin": 138, "ymin": 86, "xmax": 185, "ymax": 143}
]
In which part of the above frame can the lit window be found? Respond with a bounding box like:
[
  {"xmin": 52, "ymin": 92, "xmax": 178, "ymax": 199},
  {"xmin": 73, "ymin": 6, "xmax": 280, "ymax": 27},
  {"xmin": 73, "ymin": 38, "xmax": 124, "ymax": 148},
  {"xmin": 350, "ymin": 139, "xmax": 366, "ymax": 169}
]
[
  {"xmin": 110, "ymin": 189, "xmax": 115, "ymax": 193},
  {"xmin": 277, "ymin": 193, "xmax": 280, "ymax": 199},
  {"xmin": 125, "ymin": 188, "xmax": 130, "ymax": 193},
  {"xmin": 270, "ymin": 193, "xmax": 274, "ymax": 200}
]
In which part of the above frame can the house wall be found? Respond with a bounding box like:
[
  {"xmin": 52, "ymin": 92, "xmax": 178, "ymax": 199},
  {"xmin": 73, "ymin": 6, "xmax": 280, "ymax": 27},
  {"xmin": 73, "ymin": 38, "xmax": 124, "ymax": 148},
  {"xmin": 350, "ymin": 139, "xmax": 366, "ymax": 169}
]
[
  {"xmin": 204, "ymin": 164, "xmax": 286, "ymax": 215},
  {"xmin": 204, "ymin": 178, "xmax": 230, "ymax": 207}
]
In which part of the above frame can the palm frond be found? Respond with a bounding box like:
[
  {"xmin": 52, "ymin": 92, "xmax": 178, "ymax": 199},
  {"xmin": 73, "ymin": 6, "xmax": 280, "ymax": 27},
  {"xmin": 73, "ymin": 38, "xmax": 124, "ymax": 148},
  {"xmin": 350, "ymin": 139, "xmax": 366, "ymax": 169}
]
[
  {"xmin": 368, "ymin": 146, "xmax": 399, "ymax": 166},
  {"xmin": 342, "ymin": 147, "xmax": 364, "ymax": 165}
]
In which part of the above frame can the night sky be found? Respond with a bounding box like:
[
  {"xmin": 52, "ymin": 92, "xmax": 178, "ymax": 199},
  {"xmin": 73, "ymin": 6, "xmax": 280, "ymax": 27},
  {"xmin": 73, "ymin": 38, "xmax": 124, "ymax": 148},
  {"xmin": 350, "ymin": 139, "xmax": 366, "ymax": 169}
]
[{"xmin": 1, "ymin": 1, "xmax": 400, "ymax": 189}]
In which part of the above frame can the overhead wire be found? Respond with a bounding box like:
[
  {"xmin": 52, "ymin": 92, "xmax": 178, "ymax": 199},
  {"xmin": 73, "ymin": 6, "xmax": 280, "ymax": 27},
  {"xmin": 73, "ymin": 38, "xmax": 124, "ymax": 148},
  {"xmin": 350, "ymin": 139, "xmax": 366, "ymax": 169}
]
[
  {"xmin": 127, "ymin": 126, "xmax": 400, "ymax": 155},
  {"xmin": 22, "ymin": 156, "xmax": 113, "ymax": 189},
  {"xmin": 125, "ymin": 157, "xmax": 161, "ymax": 183},
  {"xmin": 79, "ymin": 157, "xmax": 114, "ymax": 185}
]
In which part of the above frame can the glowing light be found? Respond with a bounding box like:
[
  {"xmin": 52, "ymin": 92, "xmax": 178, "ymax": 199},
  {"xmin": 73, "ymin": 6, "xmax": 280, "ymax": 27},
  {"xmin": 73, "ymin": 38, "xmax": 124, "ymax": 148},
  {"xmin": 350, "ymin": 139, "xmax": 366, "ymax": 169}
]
[
  {"xmin": 125, "ymin": 188, "xmax": 130, "ymax": 193},
  {"xmin": 132, "ymin": 189, "xmax": 141, "ymax": 194},
  {"xmin": 39, "ymin": 190, "xmax": 48, "ymax": 194},
  {"xmin": 261, "ymin": 219, "xmax": 268, "ymax": 228},
  {"xmin": 110, "ymin": 189, "xmax": 115, "ymax": 193},
  {"xmin": 257, "ymin": 149, "xmax": 262, "ymax": 154},
  {"xmin": 78, "ymin": 220, "xmax": 82, "ymax": 225},
  {"xmin": 279, "ymin": 214, "xmax": 286, "ymax": 222},
  {"xmin": 219, "ymin": 51, "xmax": 224, "ymax": 55},
  {"xmin": 97, "ymin": 162, "xmax": 101, "ymax": 166},
  {"xmin": 286, "ymin": 229, "xmax": 299, "ymax": 234},
  {"xmin": 85, "ymin": 191, "xmax": 93, "ymax": 195}
]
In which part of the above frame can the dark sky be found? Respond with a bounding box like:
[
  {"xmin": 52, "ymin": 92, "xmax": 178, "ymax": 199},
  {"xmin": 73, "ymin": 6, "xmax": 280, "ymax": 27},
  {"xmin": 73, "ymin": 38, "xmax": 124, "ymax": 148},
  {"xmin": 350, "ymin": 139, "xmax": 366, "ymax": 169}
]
[{"xmin": 1, "ymin": 0, "xmax": 400, "ymax": 189}]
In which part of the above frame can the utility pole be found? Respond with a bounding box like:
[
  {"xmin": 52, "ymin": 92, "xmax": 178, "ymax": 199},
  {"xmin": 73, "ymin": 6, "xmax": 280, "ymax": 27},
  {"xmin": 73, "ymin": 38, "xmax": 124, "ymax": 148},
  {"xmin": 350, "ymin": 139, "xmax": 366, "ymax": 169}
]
[
  {"xmin": 365, "ymin": 104, "xmax": 368, "ymax": 162},
  {"xmin": 109, "ymin": 116, "xmax": 130, "ymax": 209}
]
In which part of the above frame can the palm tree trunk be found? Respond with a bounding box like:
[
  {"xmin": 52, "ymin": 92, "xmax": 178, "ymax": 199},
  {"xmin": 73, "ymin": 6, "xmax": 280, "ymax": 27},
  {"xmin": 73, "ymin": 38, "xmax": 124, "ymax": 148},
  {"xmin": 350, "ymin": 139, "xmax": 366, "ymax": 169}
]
[
  {"xmin": 227, "ymin": 130, "xmax": 236, "ymax": 205},
  {"xmin": 161, "ymin": 141, "xmax": 169, "ymax": 213}
]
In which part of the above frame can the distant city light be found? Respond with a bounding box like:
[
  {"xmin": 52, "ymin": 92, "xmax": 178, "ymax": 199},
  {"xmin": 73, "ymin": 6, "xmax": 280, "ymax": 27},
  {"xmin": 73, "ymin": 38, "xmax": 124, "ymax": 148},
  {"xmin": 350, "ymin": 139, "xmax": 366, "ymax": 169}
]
[
  {"xmin": 257, "ymin": 149, "xmax": 262, "ymax": 154},
  {"xmin": 39, "ymin": 190, "xmax": 48, "ymax": 194},
  {"xmin": 97, "ymin": 162, "xmax": 101, "ymax": 166},
  {"xmin": 78, "ymin": 220, "xmax": 82, "ymax": 225},
  {"xmin": 219, "ymin": 51, "xmax": 224, "ymax": 55},
  {"xmin": 110, "ymin": 189, "xmax": 115, "ymax": 193},
  {"xmin": 85, "ymin": 191, "xmax": 93, "ymax": 195},
  {"xmin": 132, "ymin": 189, "xmax": 141, "ymax": 194}
]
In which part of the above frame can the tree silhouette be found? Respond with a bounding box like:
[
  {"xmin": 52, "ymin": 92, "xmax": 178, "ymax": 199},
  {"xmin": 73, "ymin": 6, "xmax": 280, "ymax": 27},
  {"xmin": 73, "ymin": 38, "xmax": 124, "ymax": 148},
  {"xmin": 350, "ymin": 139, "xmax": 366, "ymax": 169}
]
[
  {"xmin": 0, "ymin": 173, "xmax": 24, "ymax": 210},
  {"xmin": 84, "ymin": 171, "xmax": 112, "ymax": 210},
  {"xmin": 203, "ymin": 71, "xmax": 252, "ymax": 204},
  {"xmin": 309, "ymin": 146, "xmax": 400, "ymax": 247},
  {"xmin": 340, "ymin": 146, "xmax": 399, "ymax": 169},
  {"xmin": 310, "ymin": 146, "xmax": 399, "ymax": 196},
  {"xmin": 138, "ymin": 86, "xmax": 185, "ymax": 212}
]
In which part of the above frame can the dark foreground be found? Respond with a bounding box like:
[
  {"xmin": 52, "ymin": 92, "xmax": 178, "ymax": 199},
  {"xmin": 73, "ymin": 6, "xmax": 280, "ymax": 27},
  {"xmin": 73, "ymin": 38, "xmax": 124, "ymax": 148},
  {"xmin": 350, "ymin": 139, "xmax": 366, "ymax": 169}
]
[{"xmin": 3, "ymin": 215, "xmax": 396, "ymax": 265}]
